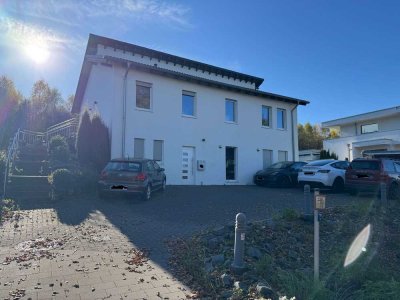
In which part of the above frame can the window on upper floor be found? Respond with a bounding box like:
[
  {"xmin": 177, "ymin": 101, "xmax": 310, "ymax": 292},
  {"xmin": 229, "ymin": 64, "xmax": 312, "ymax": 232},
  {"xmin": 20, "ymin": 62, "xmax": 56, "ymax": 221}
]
[
  {"xmin": 277, "ymin": 108, "xmax": 286, "ymax": 129},
  {"xmin": 136, "ymin": 81, "xmax": 152, "ymax": 110},
  {"xmin": 182, "ymin": 91, "xmax": 196, "ymax": 117},
  {"xmin": 361, "ymin": 123, "xmax": 378, "ymax": 134},
  {"xmin": 261, "ymin": 105, "xmax": 272, "ymax": 127},
  {"xmin": 225, "ymin": 99, "xmax": 237, "ymax": 123}
]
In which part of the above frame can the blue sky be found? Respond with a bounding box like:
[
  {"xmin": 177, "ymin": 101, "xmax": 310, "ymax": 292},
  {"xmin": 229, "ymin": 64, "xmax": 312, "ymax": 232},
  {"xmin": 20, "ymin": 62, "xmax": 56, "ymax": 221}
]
[{"xmin": 0, "ymin": 0, "xmax": 399, "ymax": 124}]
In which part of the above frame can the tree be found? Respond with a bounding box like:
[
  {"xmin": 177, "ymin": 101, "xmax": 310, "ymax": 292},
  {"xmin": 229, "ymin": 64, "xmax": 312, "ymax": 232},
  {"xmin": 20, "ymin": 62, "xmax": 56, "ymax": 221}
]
[
  {"xmin": 0, "ymin": 76, "xmax": 23, "ymax": 149},
  {"xmin": 28, "ymin": 80, "xmax": 71, "ymax": 131},
  {"xmin": 320, "ymin": 149, "xmax": 338, "ymax": 160},
  {"xmin": 76, "ymin": 110, "xmax": 92, "ymax": 168},
  {"xmin": 91, "ymin": 114, "xmax": 111, "ymax": 172},
  {"xmin": 298, "ymin": 123, "xmax": 324, "ymax": 150},
  {"xmin": 76, "ymin": 111, "xmax": 110, "ymax": 172}
]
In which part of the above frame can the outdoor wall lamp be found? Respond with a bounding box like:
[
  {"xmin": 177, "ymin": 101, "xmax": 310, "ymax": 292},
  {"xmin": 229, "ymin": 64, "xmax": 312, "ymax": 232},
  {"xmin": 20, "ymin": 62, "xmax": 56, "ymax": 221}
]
[
  {"xmin": 257, "ymin": 148, "xmax": 260, "ymax": 152},
  {"xmin": 219, "ymin": 145, "xmax": 222, "ymax": 149}
]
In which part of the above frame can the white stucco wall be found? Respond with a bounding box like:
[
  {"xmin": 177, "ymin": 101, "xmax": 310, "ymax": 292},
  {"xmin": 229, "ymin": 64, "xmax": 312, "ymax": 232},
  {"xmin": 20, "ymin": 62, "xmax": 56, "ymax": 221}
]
[{"xmin": 81, "ymin": 63, "xmax": 298, "ymax": 185}]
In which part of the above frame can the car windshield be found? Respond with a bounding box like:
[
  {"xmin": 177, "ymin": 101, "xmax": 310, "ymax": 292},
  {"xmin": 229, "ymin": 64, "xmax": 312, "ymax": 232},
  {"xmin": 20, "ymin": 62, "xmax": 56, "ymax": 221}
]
[
  {"xmin": 351, "ymin": 160, "xmax": 380, "ymax": 170},
  {"xmin": 267, "ymin": 162, "xmax": 292, "ymax": 169},
  {"xmin": 306, "ymin": 160, "xmax": 335, "ymax": 166},
  {"xmin": 105, "ymin": 161, "xmax": 142, "ymax": 172}
]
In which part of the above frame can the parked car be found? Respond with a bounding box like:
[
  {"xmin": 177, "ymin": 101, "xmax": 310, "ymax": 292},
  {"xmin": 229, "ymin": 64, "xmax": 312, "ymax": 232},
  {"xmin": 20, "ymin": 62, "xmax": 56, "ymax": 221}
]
[
  {"xmin": 254, "ymin": 161, "xmax": 307, "ymax": 187},
  {"xmin": 345, "ymin": 158, "xmax": 400, "ymax": 199},
  {"xmin": 97, "ymin": 158, "xmax": 166, "ymax": 200},
  {"xmin": 298, "ymin": 159, "xmax": 349, "ymax": 191}
]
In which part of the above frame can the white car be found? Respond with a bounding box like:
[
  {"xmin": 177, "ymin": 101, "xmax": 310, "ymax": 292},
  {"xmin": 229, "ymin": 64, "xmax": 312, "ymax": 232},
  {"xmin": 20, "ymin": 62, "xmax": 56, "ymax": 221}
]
[{"xmin": 298, "ymin": 159, "xmax": 350, "ymax": 191}]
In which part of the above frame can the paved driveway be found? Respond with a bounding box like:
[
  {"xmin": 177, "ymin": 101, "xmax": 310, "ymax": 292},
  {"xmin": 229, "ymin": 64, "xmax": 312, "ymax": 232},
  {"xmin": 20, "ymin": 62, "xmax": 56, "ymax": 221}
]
[{"xmin": 0, "ymin": 185, "xmax": 359, "ymax": 299}]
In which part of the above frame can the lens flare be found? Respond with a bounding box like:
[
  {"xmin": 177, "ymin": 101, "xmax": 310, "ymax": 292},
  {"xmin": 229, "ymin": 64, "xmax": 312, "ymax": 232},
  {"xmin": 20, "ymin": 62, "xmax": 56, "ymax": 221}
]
[{"xmin": 344, "ymin": 224, "xmax": 371, "ymax": 267}]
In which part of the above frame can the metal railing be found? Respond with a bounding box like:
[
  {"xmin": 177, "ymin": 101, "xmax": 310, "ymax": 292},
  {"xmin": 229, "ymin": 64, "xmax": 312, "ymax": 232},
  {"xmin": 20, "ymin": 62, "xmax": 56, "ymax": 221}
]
[
  {"xmin": 2, "ymin": 129, "xmax": 20, "ymax": 198},
  {"xmin": 46, "ymin": 117, "xmax": 79, "ymax": 141},
  {"xmin": 1, "ymin": 117, "xmax": 79, "ymax": 198}
]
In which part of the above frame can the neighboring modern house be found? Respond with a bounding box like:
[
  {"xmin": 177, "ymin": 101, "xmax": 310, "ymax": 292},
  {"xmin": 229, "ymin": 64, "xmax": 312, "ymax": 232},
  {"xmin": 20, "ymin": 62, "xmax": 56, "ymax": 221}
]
[
  {"xmin": 322, "ymin": 106, "xmax": 400, "ymax": 161},
  {"xmin": 72, "ymin": 34, "xmax": 308, "ymax": 185}
]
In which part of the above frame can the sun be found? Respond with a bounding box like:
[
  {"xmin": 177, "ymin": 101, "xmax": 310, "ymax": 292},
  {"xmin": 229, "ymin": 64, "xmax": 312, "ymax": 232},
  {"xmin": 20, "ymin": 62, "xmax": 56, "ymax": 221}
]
[{"xmin": 25, "ymin": 44, "xmax": 50, "ymax": 65}]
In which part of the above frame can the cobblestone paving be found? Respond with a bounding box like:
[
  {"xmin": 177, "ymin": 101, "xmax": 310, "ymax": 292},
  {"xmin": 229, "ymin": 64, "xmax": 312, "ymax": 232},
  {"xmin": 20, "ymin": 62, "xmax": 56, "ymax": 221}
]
[
  {"xmin": 0, "ymin": 209, "xmax": 189, "ymax": 300},
  {"xmin": 1, "ymin": 185, "xmax": 357, "ymax": 299}
]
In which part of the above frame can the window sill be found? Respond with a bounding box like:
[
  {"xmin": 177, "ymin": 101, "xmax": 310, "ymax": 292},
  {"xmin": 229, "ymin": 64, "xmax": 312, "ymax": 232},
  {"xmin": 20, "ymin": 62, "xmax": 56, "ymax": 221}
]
[
  {"xmin": 182, "ymin": 114, "xmax": 197, "ymax": 119},
  {"xmin": 277, "ymin": 128, "xmax": 287, "ymax": 131},
  {"xmin": 262, "ymin": 125, "xmax": 272, "ymax": 129},
  {"xmin": 225, "ymin": 121, "xmax": 238, "ymax": 125},
  {"xmin": 135, "ymin": 107, "xmax": 153, "ymax": 113}
]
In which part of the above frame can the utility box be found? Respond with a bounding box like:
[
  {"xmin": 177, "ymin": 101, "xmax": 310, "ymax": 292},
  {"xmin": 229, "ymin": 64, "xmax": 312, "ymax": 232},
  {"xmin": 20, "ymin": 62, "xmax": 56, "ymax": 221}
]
[{"xmin": 197, "ymin": 160, "xmax": 205, "ymax": 171}]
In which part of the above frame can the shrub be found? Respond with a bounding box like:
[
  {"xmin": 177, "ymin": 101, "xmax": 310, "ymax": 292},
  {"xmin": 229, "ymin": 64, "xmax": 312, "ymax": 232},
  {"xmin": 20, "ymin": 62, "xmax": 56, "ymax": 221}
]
[
  {"xmin": 76, "ymin": 110, "xmax": 110, "ymax": 172},
  {"xmin": 354, "ymin": 280, "xmax": 400, "ymax": 300},
  {"xmin": 48, "ymin": 168, "xmax": 74, "ymax": 198},
  {"xmin": 276, "ymin": 270, "xmax": 332, "ymax": 300},
  {"xmin": 281, "ymin": 208, "xmax": 300, "ymax": 221},
  {"xmin": 48, "ymin": 135, "xmax": 70, "ymax": 162},
  {"xmin": 91, "ymin": 114, "xmax": 110, "ymax": 172},
  {"xmin": 0, "ymin": 198, "xmax": 18, "ymax": 223}
]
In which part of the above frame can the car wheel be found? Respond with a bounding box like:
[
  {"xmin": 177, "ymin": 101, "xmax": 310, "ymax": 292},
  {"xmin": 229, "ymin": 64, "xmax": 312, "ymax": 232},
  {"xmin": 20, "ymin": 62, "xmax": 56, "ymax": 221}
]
[
  {"xmin": 279, "ymin": 176, "xmax": 291, "ymax": 188},
  {"xmin": 161, "ymin": 178, "xmax": 166, "ymax": 191},
  {"xmin": 143, "ymin": 184, "xmax": 151, "ymax": 201},
  {"xmin": 388, "ymin": 183, "xmax": 400, "ymax": 200},
  {"xmin": 332, "ymin": 177, "xmax": 344, "ymax": 193}
]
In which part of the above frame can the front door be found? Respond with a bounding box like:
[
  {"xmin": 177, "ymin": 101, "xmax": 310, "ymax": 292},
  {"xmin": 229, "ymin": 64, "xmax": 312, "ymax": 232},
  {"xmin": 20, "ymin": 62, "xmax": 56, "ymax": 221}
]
[{"xmin": 182, "ymin": 147, "xmax": 195, "ymax": 185}]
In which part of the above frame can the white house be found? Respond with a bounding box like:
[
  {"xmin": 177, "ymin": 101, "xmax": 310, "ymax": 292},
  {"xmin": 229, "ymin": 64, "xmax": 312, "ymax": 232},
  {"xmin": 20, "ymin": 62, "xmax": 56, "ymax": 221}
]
[
  {"xmin": 72, "ymin": 34, "xmax": 308, "ymax": 185},
  {"xmin": 322, "ymin": 106, "xmax": 400, "ymax": 161}
]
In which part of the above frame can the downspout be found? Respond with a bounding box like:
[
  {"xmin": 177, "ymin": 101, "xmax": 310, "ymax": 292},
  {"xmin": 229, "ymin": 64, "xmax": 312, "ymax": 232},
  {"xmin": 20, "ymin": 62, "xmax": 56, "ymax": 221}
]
[
  {"xmin": 291, "ymin": 102, "xmax": 299, "ymax": 161},
  {"xmin": 121, "ymin": 62, "xmax": 131, "ymax": 158}
]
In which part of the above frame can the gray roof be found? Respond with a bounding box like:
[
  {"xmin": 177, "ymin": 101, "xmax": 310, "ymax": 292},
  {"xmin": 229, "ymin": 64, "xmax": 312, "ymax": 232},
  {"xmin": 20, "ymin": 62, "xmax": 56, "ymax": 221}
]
[{"xmin": 72, "ymin": 34, "xmax": 309, "ymax": 113}]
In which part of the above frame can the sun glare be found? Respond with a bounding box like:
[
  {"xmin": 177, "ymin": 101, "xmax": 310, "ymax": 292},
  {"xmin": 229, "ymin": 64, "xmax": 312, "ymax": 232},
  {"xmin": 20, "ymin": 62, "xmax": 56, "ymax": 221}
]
[{"xmin": 25, "ymin": 44, "xmax": 50, "ymax": 65}]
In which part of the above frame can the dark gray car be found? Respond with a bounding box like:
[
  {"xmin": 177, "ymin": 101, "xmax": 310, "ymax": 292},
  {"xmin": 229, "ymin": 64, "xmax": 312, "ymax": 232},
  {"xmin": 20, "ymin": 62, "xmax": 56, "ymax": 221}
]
[{"xmin": 97, "ymin": 158, "xmax": 166, "ymax": 200}]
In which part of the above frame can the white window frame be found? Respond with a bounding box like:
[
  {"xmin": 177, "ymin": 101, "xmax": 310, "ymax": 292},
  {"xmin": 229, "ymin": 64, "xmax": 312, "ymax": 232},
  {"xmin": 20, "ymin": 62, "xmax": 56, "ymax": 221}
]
[
  {"xmin": 278, "ymin": 150, "xmax": 288, "ymax": 162},
  {"xmin": 277, "ymin": 108, "xmax": 287, "ymax": 130},
  {"xmin": 261, "ymin": 105, "xmax": 272, "ymax": 128},
  {"xmin": 135, "ymin": 81, "xmax": 152, "ymax": 111},
  {"xmin": 153, "ymin": 140, "xmax": 164, "ymax": 163},
  {"xmin": 134, "ymin": 138, "xmax": 145, "ymax": 159},
  {"xmin": 182, "ymin": 90, "xmax": 197, "ymax": 118},
  {"xmin": 361, "ymin": 123, "xmax": 378, "ymax": 134},
  {"xmin": 225, "ymin": 99, "xmax": 238, "ymax": 124}
]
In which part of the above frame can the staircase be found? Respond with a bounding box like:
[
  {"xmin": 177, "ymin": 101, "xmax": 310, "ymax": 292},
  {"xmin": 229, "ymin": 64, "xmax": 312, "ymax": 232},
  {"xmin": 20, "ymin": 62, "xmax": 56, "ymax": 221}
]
[{"xmin": 2, "ymin": 117, "xmax": 79, "ymax": 201}]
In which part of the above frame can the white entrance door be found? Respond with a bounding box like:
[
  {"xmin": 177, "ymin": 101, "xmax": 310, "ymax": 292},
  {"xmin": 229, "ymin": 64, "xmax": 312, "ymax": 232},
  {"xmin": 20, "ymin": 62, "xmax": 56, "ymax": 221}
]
[{"xmin": 182, "ymin": 147, "xmax": 195, "ymax": 185}]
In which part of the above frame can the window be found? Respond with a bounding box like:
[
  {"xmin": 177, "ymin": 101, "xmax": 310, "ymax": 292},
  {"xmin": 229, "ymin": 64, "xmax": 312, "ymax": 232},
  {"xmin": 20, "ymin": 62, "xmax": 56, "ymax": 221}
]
[
  {"xmin": 332, "ymin": 161, "xmax": 350, "ymax": 170},
  {"xmin": 153, "ymin": 140, "xmax": 163, "ymax": 162},
  {"xmin": 134, "ymin": 138, "xmax": 145, "ymax": 158},
  {"xmin": 383, "ymin": 160, "xmax": 395, "ymax": 172},
  {"xmin": 361, "ymin": 123, "xmax": 378, "ymax": 134},
  {"xmin": 226, "ymin": 147, "xmax": 237, "ymax": 180},
  {"xmin": 262, "ymin": 149, "xmax": 273, "ymax": 169},
  {"xmin": 277, "ymin": 108, "xmax": 286, "ymax": 129},
  {"xmin": 278, "ymin": 150, "xmax": 288, "ymax": 162},
  {"xmin": 136, "ymin": 81, "xmax": 152, "ymax": 109},
  {"xmin": 261, "ymin": 106, "xmax": 271, "ymax": 127},
  {"xmin": 225, "ymin": 99, "xmax": 237, "ymax": 123},
  {"xmin": 182, "ymin": 91, "xmax": 196, "ymax": 116}
]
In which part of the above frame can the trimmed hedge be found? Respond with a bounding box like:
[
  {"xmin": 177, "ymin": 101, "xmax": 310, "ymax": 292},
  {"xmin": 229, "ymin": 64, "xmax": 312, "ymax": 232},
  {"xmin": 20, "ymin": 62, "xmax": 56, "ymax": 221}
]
[{"xmin": 48, "ymin": 168, "xmax": 74, "ymax": 198}]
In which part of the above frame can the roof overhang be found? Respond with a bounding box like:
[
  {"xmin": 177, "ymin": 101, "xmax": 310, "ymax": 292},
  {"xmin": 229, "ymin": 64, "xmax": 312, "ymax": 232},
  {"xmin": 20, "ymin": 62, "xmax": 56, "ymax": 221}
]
[
  {"xmin": 322, "ymin": 106, "xmax": 400, "ymax": 128},
  {"xmin": 352, "ymin": 138, "xmax": 396, "ymax": 148},
  {"xmin": 72, "ymin": 34, "xmax": 309, "ymax": 113}
]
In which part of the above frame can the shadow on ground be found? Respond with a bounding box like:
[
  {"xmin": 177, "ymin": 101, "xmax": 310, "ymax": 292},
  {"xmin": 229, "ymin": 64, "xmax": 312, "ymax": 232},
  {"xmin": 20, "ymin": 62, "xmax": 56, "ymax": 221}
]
[{"xmin": 13, "ymin": 185, "xmax": 362, "ymax": 268}]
